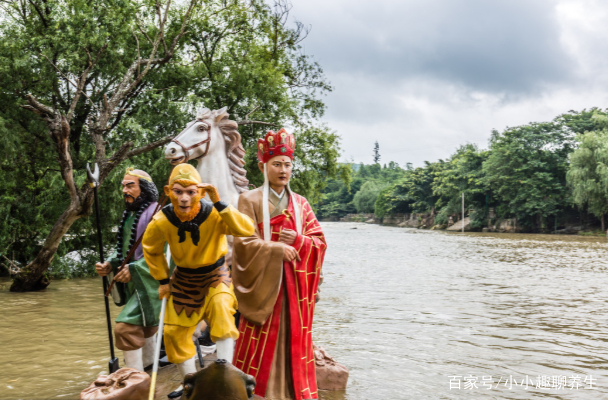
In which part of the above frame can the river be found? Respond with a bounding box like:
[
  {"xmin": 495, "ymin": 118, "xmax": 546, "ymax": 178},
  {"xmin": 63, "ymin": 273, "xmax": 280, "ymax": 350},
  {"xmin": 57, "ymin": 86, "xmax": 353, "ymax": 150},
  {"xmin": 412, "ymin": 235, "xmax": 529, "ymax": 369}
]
[{"xmin": 3, "ymin": 222, "xmax": 608, "ymax": 399}]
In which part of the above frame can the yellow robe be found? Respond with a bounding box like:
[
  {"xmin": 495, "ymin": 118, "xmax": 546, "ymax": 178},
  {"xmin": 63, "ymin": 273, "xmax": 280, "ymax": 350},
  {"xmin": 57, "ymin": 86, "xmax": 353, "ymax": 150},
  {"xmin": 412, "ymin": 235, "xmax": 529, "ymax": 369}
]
[{"xmin": 142, "ymin": 203, "xmax": 255, "ymax": 363}]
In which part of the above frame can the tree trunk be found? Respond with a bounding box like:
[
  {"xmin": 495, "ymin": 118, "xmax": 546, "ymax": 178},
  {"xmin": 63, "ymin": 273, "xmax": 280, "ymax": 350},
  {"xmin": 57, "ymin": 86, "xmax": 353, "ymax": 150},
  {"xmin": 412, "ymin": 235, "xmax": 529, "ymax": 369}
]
[
  {"xmin": 10, "ymin": 205, "xmax": 83, "ymax": 292},
  {"xmin": 602, "ymin": 214, "xmax": 605, "ymax": 233},
  {"xmin": 11, "ymin": 95, "xmax": 89, "ymax": 292}
]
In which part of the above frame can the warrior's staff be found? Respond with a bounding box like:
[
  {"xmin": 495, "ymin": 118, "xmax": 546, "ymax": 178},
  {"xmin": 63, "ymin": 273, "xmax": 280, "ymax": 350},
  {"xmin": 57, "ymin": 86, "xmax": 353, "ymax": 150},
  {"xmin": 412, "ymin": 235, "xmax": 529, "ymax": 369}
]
[
  {"xmin": 87, "ymin": 163, "xmax": 120, "ymax": 374},
  {"xmin": 149, "ymin": 249, "xmax": 171, "ymax": 400}
]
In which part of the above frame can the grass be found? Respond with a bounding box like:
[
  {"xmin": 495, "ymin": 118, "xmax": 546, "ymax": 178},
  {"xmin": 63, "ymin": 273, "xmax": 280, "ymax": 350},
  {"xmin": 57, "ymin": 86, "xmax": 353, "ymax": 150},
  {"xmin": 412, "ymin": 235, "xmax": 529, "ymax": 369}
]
[{"xmin": 577, "ymin": 230, "xmax": 608, "ymax": 237}]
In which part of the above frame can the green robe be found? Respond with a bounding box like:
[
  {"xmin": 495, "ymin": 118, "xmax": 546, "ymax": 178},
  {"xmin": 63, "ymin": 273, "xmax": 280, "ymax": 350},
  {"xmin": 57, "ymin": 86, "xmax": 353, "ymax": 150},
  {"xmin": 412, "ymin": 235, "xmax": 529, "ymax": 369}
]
[{"xmin": 107, "ymin": 211, "xmax": 174, "ymax": 327}]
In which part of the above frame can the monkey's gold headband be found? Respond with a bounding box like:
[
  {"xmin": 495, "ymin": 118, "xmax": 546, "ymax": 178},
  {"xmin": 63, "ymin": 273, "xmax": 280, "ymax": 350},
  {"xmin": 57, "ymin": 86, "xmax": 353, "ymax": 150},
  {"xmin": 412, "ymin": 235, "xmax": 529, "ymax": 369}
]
[
  {"xmin": 168, "ymin": 163, "xmax": 202, "ymax": 186},
  {"xmin": 125, "ymin": 167, "xmax": 152, "ymax": 182}
]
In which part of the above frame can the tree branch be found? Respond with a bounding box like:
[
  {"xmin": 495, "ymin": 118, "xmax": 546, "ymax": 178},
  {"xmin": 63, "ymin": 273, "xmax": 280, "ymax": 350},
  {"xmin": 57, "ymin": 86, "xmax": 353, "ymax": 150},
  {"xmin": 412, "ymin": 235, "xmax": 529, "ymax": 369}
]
[
  {"xmin": 245, "ymin": 105, "xmax": 260, "ymax": 120},
  {"xmin": 27, "ymin": 0, "xmax": 47, "ymax": 28},
  {"xmin": 21, "ymin": 94, "xmax": 79, "ymax": 205},
  {"xmin": 237, "ymin": 120, "xmax": 279, "ymax": 127},
  {"xmin": 100, "ymin": 0, "xmax": 198, "ymax": 128},
  {"xmin": 155, "ymin": 0, "xmax": 169, "ymax": 55},
  {"xmin": 42, "ymin": 54, "xmax": 100, "ymax": 114},
  {"xmin": 125, "ymin": 135, "xmax": 173, "ymax": 158},
  {"xmin": 136, "ymin": 23, "xmax": 155, "ymax": 46}
]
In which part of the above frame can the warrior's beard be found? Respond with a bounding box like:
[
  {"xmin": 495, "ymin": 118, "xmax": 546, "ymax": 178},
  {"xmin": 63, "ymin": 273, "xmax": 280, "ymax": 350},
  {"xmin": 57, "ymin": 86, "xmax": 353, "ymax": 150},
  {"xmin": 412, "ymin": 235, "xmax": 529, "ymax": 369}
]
[
  {"xmin": 124, "ymin": 194, "xmax": 146, "ymax": 212},
  {"xmin": 170, "ymin": 192, "xmax": 202, "ymax": 222}
]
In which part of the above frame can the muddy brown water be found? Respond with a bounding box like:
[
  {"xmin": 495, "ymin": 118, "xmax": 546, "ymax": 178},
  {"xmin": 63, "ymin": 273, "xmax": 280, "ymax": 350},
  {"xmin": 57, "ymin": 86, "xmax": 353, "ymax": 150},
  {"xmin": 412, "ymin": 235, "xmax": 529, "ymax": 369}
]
[{"xmin": 3, "ymin": 222, "xmax": 608, "ymax": 399}]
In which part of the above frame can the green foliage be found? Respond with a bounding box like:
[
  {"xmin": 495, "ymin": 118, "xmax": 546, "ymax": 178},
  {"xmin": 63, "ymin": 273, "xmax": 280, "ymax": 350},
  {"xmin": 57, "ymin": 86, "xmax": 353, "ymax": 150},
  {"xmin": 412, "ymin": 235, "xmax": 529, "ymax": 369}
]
[
  {"xmin": 375, "ymin": 163, "xmax": 444, "ymax": 218},
  {"xmin": 48, "ymin": 249, "xmax": 98, "ymax": 279},
  {"xmin": 566, "ymin": 112, "xmax": 608, "ymax": 223},
  {"xmin": 554, "ymin": 108, "xmax": 605, "ymax": 135},
  {"xmin": 433, "ymin": 144, "xmax": 488, "ymax": 206},
  {"xmin": 374, "ymin": 184, "xmax": 396, "ymax": 219},
  {"xmin": 0, "ymin": 0, "xmax": 342, "ymax": 277},
  {"xmin": 433, "ymin": 206, "xmax": 450, "ymax": 226},
  {"xmin": 321, "ymin": 108, "xmax": 608, "ymax": 232},
  {"xmin": 482, "ymin": 122, "xmax": 574, "ymax": 225},
  {"xmin": 353, "ymin": 181, "xmax": 385, "ymax": 213},
  {"xmin": 316, "ymin": 161, "xmax": 406, "ymax": 220}
]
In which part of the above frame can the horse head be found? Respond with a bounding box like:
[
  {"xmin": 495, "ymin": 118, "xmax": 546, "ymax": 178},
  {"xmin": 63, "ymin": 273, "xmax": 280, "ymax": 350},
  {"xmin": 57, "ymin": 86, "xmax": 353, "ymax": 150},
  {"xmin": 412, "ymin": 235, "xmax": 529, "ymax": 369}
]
[
  {"xmin": 165, "ymin": 107, "xmax": 229, "ymax": 165},
  {"xmin": 165, "ymin": 106, "xmax": 249, "ymax": 207}
]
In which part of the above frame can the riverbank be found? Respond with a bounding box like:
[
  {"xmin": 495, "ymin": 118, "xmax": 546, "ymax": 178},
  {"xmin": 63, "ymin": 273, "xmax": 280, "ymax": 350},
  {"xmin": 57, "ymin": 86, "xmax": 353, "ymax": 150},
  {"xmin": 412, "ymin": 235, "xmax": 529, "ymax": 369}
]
[{"xmin": 334, "ymin": 212, "xmax": 607, "ymax": 235}]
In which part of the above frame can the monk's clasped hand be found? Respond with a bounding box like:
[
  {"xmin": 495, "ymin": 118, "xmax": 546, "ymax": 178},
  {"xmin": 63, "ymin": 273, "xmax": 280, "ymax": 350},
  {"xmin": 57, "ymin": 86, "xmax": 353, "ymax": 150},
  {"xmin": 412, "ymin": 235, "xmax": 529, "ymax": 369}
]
[
  {"xmin": 197, "ymin": 183, "xmax": 220, "ymax": 203},
  {"xmin": 279, "ymin": 228, "xmax": 297, "ymax": 245},
  {"xmin": 282, "ymin": 245, "xmax": 300, "ymax": 262},
  {"xmin": 159, "ymin": 283, "xmax": 171, "ymax": 300}
]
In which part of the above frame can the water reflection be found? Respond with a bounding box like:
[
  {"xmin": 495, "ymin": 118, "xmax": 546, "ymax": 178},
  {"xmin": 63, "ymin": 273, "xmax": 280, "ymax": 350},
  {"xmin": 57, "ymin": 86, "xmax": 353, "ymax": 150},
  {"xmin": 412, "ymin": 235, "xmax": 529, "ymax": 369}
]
[{"xmin": 3, "ymin": 223, "xmax": 608, "ymax": 399}]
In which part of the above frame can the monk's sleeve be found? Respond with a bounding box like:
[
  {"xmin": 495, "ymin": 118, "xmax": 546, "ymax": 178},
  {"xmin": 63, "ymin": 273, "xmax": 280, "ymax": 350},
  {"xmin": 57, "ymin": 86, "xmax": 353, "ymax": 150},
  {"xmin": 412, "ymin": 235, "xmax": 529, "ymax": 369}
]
[
  {"xmin": 232, "ymin": 194, "xmax": 285, "ymax": 326},
  {"xmin": 214, "ymin": 202, "xmax": 255, "ymax": 237},
  {"xmin": 293, "ymin": 199, "xmax": 327, "ymax": 255},
  {"xmin": 142, "ymin": 218, "xmax": 170, "ymax": 283},
  {"xmin": 292, "ymin": 198, "xmax": 327, "ymax": 302}
]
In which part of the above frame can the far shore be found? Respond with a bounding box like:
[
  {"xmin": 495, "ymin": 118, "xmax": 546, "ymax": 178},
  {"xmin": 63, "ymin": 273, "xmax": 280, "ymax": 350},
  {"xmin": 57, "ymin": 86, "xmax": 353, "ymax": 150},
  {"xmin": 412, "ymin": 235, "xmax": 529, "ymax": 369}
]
[{"xmin": 321, "ymin": 218, "xmax": 608, "ymax": 238}]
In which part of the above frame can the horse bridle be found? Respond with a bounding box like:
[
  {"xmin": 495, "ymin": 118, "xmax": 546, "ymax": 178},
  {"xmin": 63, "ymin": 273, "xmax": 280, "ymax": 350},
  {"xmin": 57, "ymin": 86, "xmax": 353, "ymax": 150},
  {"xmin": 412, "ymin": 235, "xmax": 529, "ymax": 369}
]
[{"xmin": 171, "ymin": 120, "xmax": 211, "ymax": 163}]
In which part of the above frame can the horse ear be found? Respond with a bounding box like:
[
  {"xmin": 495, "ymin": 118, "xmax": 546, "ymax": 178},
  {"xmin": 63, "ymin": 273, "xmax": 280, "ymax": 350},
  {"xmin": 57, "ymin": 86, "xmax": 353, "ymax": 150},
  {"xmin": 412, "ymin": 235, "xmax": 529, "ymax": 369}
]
[
  {"xmin": 196, "ymin": 108, "xmax": 211, "ymax": 120},
  {"xmin": 215, "ymin": 106, "xmax": 228, "ymax": 122}
]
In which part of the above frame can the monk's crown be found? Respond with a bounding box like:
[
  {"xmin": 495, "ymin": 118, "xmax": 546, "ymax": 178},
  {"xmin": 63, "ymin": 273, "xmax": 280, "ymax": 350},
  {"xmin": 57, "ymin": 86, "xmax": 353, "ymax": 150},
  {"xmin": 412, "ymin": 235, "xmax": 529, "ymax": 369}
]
[
  {"xmin": 169, "ymin": 163, "xmax": 201, "ymax": 186},
  {"xmin": 257, "ymin": 128, "xmax": 296, "ymax": 163}
]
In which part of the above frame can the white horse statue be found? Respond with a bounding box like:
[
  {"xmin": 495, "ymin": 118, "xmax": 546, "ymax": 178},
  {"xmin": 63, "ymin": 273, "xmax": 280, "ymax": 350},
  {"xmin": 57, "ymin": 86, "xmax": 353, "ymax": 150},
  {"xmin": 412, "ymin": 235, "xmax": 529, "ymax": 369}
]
[{"xmin": 164, "ymin": 106, "xmax": 249, "ymax": 207}]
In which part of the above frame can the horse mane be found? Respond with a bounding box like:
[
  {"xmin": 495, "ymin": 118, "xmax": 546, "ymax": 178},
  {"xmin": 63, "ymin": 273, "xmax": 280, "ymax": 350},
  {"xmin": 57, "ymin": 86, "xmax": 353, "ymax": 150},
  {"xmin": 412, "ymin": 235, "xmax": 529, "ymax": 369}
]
[{"xmin": 217, "ymin": 116, "xmax": 249, "ymax": 193}]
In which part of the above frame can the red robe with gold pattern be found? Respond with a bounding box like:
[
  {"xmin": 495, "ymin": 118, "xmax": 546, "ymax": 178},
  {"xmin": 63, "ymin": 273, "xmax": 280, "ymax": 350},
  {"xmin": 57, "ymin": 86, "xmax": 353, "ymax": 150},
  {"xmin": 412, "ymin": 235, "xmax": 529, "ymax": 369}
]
[{"xmin": 233, "ymin": 193, "xmax": 326, "ymax": 400}]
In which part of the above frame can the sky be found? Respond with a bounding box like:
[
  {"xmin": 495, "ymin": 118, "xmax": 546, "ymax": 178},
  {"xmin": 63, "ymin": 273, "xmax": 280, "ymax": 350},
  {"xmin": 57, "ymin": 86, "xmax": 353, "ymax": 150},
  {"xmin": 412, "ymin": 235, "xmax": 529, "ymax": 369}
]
[{"xmin": 287, "ymin": 0, "xmax": 608, "ymax": 166}]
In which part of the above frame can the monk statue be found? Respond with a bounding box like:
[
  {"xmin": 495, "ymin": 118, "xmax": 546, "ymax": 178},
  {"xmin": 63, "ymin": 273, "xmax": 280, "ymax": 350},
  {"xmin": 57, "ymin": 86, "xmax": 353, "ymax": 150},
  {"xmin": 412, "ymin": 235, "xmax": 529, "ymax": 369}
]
[
  {"xmin": 142, "ymin": 163, "xmax": 255, "ymax": 398},
  {"xmin": 95, "ymin": 167, "xmax": 162, "ymax": 371},
  {"xmin": 232, "ymin": 129, "xmax": 327, "ymax": 400}
]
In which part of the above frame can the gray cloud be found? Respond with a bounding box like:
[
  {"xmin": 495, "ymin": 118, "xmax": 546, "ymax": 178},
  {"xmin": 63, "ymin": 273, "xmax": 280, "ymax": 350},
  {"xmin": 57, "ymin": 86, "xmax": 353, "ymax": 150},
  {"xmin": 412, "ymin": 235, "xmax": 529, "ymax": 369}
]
[
  {"xmin": 285, "ymin": 0, "xmax": 608, "ymax": 165},
  {"xmin": 296, "ymin": 0, "xmax": 573, "ymax": 93}
]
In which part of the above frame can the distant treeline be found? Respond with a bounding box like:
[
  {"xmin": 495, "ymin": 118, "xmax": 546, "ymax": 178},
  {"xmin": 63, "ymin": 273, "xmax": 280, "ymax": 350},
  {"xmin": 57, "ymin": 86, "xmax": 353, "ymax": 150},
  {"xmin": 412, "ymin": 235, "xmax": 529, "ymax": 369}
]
[{"xmin": 317, "ymin": 108, "xmax": 608, "ymax": 232}]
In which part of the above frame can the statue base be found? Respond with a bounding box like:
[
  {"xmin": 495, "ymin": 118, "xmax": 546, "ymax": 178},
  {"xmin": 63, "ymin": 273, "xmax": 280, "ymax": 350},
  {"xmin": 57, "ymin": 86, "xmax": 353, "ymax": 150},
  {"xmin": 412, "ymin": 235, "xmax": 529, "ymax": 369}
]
[{"xmin": 314, "ymin": 344, "xmax": 349, "ymax": 391}]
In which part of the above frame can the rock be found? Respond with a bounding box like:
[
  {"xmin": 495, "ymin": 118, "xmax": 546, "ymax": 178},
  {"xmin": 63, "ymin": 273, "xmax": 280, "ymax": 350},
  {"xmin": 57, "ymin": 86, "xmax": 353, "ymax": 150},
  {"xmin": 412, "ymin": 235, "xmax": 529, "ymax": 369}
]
[
  {"xmin": 314, "ymin": 345, "xmax": 349, "ymax": 391},
  {"xmin": 80, "ymin": 368, "xmax": 150, "ymax": 400},
  {"xmin": 446, "ymin": 217, "xmax": 471, "ymax": 231},
  {"xmin": 365, "ymin": 218, "xmax": 375, "ymax": 223}
]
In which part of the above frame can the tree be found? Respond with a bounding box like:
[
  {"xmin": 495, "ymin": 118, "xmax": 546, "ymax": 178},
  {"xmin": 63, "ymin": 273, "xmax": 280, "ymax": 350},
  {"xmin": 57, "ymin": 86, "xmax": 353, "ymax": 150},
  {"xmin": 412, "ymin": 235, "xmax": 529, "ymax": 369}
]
[
  {"xmin": 353, "ymin": 181, "xmax": 384, "ymax": 213},
  {"xmin": 373, "ymin": 141, "xmax": 380, "ymax": 164},
  {"xmin": 374, "ymin": 162, "xmax": 443, "ymax": 218},
  {"xmin": 482, "ymin": 122, "xmax": 574, "ymax": 229},
  {"xmin": 566, "ymin": 114, "xmax": 608, "ymax": 231},
  {"xmin": 555, "ymin": 108, "xmax": 606, "ymax": 135},
  {"xmin": 1, "ymin": 0, "xmax": 200, "ymax": 291},
  {"xmin": 0, "ymin": 0, "xmax": 342, "ymax": 290},
  {"xmin": 433, "ymin": 144, "xmax": 489, "ymax": 227}
]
